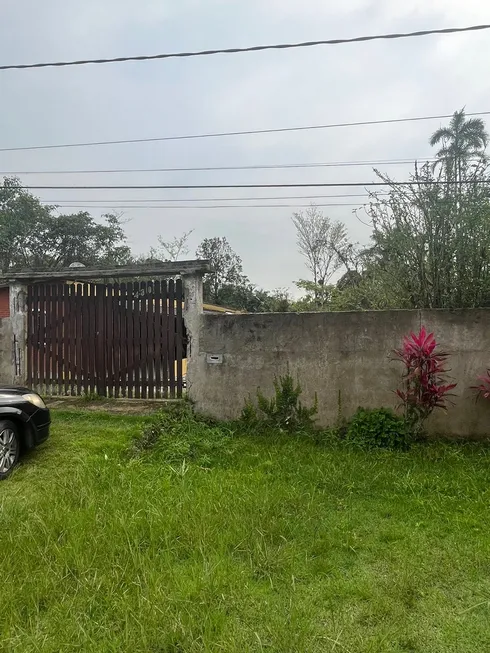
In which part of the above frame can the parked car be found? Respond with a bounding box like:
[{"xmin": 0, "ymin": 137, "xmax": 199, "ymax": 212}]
[{"xmin": 0, "ymin": 388, "xmax": 50, "ymax": 480}]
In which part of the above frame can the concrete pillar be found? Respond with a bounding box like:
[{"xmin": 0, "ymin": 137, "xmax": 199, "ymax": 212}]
[
  {"xmin": 182, "ymin": 272, "xmax": 203, "ymax": 392},
  {"xmin": 9, "ymin": 282, "xmax": 28, "ymax": 385}
]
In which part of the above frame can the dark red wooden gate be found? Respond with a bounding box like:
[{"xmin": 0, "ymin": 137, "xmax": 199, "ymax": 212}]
[{"xmin": 26, "ymin": 280, "xmax": 185, "ymax": 398}]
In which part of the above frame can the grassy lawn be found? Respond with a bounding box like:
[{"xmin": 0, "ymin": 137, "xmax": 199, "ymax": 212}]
[{"xmin": 1, "ymin": 410, "xmax": 490, "ymax": 652}]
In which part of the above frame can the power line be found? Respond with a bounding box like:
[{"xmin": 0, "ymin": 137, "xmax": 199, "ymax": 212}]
[
  {"xmin": 2, "ymin": 24, "xmax": 489, "ymax": 71},
  {"xmin": 0, "ymin": 158, "xmax": 434, "ymax": 175},
  {"xmin": 18, "ymin": 181, "xmax": 490, "ymax": 190},
  {"xmin": 1, "ymin": 111, "xmax": 489, "ymax": 152},
  {"xmin": 41, "ymin": 193, "xmax": 383, "ymax": 203},
  {"xmin": 47, "ymin": 202, "xmax": 365, "ymax": 209}
]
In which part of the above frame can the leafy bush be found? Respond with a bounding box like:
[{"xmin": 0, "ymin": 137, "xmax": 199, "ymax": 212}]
[
  {"xmin": 471, "ymin": 369, "xmax": 490, "ymax": 400},
  {"xmin": 241, "ymin": 371, "xmax": 318, "ymax": 433},
  {"xmin": 393, "ymin": 326, "xmax": 456, "ymax": 435},
  {"xmin": 345, "ymin": 407, "xmax": 411, "ymax": 450},
  {"xmin": 132, "ymin": 404, "xmax": 236, "ymax": 467}
]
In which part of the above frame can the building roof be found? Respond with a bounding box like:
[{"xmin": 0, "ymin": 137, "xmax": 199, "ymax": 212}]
[{"xmin": 203, "ymin": 303, "xmax": 242, "ymax": 314}]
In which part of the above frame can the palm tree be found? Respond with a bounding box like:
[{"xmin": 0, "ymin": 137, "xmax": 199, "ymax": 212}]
[{"xmin": 430, "ymin": 109, "xmax": 488, "ymax": 183}]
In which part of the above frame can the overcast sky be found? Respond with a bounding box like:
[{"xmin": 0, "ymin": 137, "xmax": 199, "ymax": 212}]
[{"xmin": 1, "ymin": 0, "xmax": 489, "ymax": 292}]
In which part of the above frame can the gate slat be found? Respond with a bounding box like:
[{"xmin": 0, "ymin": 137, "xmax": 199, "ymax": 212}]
[
  {"xmin": 153, "ymin": 281, "xmax": 161, "ymax": 399},
  {"xmin": 146, "ymin": 282, "xmax": 155, "ymax": 400},
  {"xmin": 48, "ymin": 284, "xmax": 58, "ymax": 395},
  {"xmin": 63, "ymin": 284, "xmax": 70, "ymax": 396},
  {"xmin": 88, "ymin": 283, "xmax": 97, "ymax": 395},
  {"xmin": 69, "ymin": 284, "xmax": 76, "ymax": 396},
  {"xmin": 47, "ymin": 284, "xmax": 52, "ymax": 395},
  {"xmin": 119, "ymin": 283, "xmax": 127, "ymax": 398},
  {"xmin": 38, "ymin": 284, "xmax": 46, "ymax": 395},
  {"xmin": 54, "ymin": 284, "xmax": 61, "ymax": 395},
  {"xmin": 133, "ymin": 282, "xmax": 142, "ymax": 399},
  {"xmin": 26, "ymin": 285, "xmax": 33, "ymax": 388},
  {"xmin": 95, "ymin": 284, "xmax": 105, "ymax": 396},
  {"xmin": 168, "ymin": 279, "xmax": 176, "ymax": 399},
  {"xmin": 105, "ymin": 284, "xmax": 114, "ymax": 398},
  {"xmin": 75, "ymin": 284, "xmax": 83, "ymax": 396},
  {"xmin": 56, "ymin": 283, "xmax": 68, "ymax": 395},
  {"xmin": 161, "ymin": 280, "xmax": 169, "ymax": 399},
  {"xmin": 113, "ymin": 283, "xmax": 121, "ymax": 399},
  {"xmin": 81, "ymin": 284, "xmax": 89, "ymax": 396},
  {"xmin": 139, "ymin": 282, "xmax": 148, "ymax": 399},
  {"xmin": 28, "ymin": 284, "xmax": 34, "ymax": 390},
  {"xmin": 43, "ymin": 284, "xmax": 50, "ymax": 395},
  {"xmin": 126, "ymin": 282, "xmax": 134, "ymax": 398},
  {"xmin": 176, "ymin": 279, "xmax": 184, "ymax": 398}
]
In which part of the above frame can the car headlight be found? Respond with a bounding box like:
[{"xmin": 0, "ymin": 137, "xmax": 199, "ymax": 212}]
[{"xmin": 22, "ymin": 393, "xmax": 47, "ymax": 409}]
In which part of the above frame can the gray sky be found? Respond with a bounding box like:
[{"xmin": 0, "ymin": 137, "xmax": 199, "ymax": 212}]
[{"xmin": 1, "ymin": 0, "xmax": 489, "ymax": 292}]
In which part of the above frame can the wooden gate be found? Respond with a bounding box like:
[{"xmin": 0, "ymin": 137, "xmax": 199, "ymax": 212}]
[{"xmin": 26, "ymin": 280, "xmax": 185, "ymax": 398}]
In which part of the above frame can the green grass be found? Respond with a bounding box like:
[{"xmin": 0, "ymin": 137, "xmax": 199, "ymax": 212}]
[{"xmin": 1, "ymin": 411, "xmax": 490, "ymax": 652}]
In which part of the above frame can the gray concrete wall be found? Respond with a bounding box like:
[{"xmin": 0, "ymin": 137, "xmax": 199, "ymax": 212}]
[
  {"xmin": 189, "ymin": 309, "xmax": 490, "ymax": 438},
  {"xmin": 9, "ymin": 283, "xmax": 27, "ymax": 385},
  {"xmin": 0, "ymin": 318, "xmax": 14, "ymax": 385}
]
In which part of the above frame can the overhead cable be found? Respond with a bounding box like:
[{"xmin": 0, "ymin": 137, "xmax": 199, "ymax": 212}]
[
  {"xmin": 19, "ymin": 180, "xmax": 490, "ymax": 190},
  {"xmin": 2, "ymin": 111, "xmax": 489, "ymax": 152},
  {"xmin": 1, "ymin": 24, "xmax": 489, "ymax": 71}
]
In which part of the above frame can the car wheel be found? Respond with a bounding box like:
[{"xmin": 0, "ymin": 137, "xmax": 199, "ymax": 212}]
[{"xmin": 0, "ymin": 421, "xmax": 20, "ymax": 480}]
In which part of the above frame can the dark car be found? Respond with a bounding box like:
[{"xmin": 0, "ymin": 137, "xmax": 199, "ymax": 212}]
[{"xmin": 0, "ymin": 387, "xmax": 50, "ymax": 480}]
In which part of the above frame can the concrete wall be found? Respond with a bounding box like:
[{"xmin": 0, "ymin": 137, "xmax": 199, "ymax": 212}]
[
  {"xmin": 189, "ymin": 309, "xmax": 490, "ymax": 438},
  {"xmin": 0, "ymin": 317, "xmax": 14, "ymax": 385}
]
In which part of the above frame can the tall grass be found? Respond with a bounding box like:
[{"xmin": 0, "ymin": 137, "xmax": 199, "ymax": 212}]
[{"xmin": 1, "ymin": 410, "xmax": 490, "ymax": 652}]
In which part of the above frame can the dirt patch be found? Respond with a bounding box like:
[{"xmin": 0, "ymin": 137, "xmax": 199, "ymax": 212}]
[{"xmin": 46, "ymin": 398, "xmax": 181, "ymax": 415}]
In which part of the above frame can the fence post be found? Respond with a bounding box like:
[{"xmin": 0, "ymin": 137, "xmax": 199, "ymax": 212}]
[
  {"xmin": 9, "ymin": 282, "xmax": 28, "ymax": 385},
  {"xmin": 181, "ymin": 271, "xmax": 203, "ymax": 393}
]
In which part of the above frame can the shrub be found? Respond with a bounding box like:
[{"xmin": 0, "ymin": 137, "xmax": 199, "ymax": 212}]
[
  {"xmin": 471, "ymin": 369, "xmax": 490, "ymax": 400},
  {"xmin": 132, "ymin": 404, "xmax": 236, "ymax": 467},
  {"xmin": 393, "ymin": 326, "xmax": 456, "ymax": 436},
  {"xmin": 241, "ymin": 371, "xmax": 318, "ymax": 433},
  {"xmin": 345, "ymin": 407, "xmax": 411, "ymax": 450}
]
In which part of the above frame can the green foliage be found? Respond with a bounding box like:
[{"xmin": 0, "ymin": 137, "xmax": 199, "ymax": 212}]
[
  {"xmin": 132, "ymin": 403, "xmax": 235, "ymax": 467},
  {"xmin": 218, "ymin": 284, "xmax": 292, "ymax": 313},
  {"xmin": 240, "ymin": 396, "xmax": 258, "ymax": 426},
  {"xmin": 300, "ymin": 109, "xmax": 490, "ymax": 313},
  {"xmin": 291, "ymin": 279, "xmax": 337, "ymax": 311},
  {"xmin": 345, "ymin": 407, "xmax": 411, "ymax": 451},
  {"xmin": 242, "ymin": 371, "xmax": 318, "ymax": 433},
  {"xmin": 81, "ymin": 391, "xmax": 105, "ymax": 402},
  {"xmin": 0, "ymin": 176, "xmax": 131, "ymax": 272},
  {"xmin": 430, "ymin": 108, "xmax": 488, "ymax": 173},
  {"xmin": 196, "ymin": 236, "xmax": 247, "ymax": 306},
  {"xmin": 354, "ymin": 110, "xmax": 490, "ymax": 311}
]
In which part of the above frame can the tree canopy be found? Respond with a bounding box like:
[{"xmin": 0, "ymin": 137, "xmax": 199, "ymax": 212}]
[{"xmin": 0, "ymin": 177, "xmax": 131, "ymax": 272}]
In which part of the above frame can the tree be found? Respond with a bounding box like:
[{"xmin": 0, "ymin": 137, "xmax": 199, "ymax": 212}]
[
  {"xmin": 217, "ymin": 285, "xmax": 292, "ymax": 313},
  {"xmin": 292, "ymin": 205, "xmax": 350, "ymax": 306},
  {"xmin": 0, "ymin": 177, "xmax": 131, "ymax": 271},
  {"xmin": 327, "ymin": 111, "xmax": 490, "ymax": 311},
  {"xmin": 357, "ymin": 160, "xmax": 490, "ymax": 309},
  {"xmin": 0, "ymin": 177, "xmax": 52, "ymax": 272},
  {"xmin": 148, "ymin": 229, "xmax": 194, "ymax": 262},
  {"xmin": 196, "ymin": 237, "xmax": 247, "ymax": 305},
  {"xmin": 430, "ymin": 108, "xmax": 488, "ymax": 182}
]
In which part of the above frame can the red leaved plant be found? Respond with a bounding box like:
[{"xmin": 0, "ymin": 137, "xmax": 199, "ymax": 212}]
[
  {"xmin": 471, "ymin": 370, "xmax": 490, "ymax": 400},
  {"xmin": 393, "ymin": 326, "xmax": 456, "ymax": 433}
]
